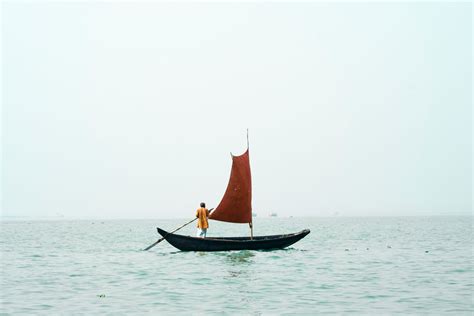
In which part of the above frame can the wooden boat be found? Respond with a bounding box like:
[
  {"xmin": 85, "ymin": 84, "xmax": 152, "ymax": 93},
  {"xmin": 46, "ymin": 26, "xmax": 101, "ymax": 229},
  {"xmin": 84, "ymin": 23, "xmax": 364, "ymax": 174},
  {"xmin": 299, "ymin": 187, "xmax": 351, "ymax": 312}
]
[
  {"xmin": 151, "ymin": 131, "xmax": 310, "ymax": 251},
  {"xmin": 157, "ymin": 227, "xmax": 310, "ymax": 252}
]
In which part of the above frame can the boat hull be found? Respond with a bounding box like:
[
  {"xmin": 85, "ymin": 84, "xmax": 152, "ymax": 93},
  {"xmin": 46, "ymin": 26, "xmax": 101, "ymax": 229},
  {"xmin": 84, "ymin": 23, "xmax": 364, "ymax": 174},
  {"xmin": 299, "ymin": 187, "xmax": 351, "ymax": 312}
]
[{"xmin": 157, "ymin": 227, "xmax": 310, "ymax": 251}]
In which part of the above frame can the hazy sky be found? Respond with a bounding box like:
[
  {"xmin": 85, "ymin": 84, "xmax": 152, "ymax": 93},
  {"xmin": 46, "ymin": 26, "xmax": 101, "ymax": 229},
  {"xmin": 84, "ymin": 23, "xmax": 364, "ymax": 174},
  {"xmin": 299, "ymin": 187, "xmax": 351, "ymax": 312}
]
[{"xmin": 1, "ymin": 2, "xmax": 472, "ymax": 219}]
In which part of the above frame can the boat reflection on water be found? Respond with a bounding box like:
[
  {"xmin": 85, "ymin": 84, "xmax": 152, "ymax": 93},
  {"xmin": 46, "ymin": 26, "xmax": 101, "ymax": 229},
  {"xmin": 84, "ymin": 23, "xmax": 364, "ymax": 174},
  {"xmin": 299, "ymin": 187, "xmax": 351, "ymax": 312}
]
[
  {"xmin": 226, "ymin": 250, "xmax": 255, "ymax": 264},
  {"xmin": 225, "ymin": 251, "xmax": 255, "ymax": 280}
]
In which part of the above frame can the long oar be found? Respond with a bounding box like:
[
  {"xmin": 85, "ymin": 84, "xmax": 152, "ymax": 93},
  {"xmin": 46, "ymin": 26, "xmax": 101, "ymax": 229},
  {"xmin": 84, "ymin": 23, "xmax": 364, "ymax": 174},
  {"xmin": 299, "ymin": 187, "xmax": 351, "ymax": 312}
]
[{"xmin": 143, "ymin": 208, "xmax": 214, "ymax": 251}]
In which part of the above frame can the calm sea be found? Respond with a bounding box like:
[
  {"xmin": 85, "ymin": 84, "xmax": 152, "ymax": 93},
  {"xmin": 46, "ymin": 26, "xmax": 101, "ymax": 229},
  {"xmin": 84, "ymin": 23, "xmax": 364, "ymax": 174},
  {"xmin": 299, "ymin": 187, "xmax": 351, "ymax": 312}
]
[{"xmin": 1, "ymin": 217, "xmax": 472, "ymax": 314}]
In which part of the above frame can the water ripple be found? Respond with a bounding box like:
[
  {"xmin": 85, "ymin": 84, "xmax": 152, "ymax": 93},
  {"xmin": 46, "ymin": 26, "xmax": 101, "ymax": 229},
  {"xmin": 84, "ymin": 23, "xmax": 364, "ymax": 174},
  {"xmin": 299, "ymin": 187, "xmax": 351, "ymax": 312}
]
[{"xmin": 1, "ymin": 217, "xmax": 473, "ymax": 314}]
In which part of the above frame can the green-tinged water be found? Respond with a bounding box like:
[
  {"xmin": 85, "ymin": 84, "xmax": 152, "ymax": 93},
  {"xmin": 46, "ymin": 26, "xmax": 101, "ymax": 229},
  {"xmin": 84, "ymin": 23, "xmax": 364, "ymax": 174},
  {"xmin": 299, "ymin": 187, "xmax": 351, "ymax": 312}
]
[{"xmin": 1, "ymin": 217, "xmax": 472, "ymax": 314}]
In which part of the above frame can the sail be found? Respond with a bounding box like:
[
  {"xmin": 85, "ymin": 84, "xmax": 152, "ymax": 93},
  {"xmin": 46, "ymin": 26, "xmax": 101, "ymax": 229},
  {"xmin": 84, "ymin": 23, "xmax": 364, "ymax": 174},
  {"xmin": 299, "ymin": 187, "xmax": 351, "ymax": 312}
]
[{"xmin": 209, "ymin": 149, "xmax": 252, "ymax": 223}]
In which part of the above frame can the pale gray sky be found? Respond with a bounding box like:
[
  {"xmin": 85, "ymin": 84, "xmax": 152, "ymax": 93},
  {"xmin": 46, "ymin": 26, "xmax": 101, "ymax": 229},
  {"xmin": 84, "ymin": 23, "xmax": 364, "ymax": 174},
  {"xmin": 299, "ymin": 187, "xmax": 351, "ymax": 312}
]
[{"xmin": 1, "ymin": 2, "xmax": 472, "ymax": 219}]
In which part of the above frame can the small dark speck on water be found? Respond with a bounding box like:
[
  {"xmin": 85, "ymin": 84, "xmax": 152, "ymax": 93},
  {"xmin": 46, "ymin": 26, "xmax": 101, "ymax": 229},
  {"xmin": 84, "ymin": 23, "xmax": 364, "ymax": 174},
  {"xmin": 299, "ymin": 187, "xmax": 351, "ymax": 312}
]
[
  {"xmin": 425, "ymin": 251, "xmax": 429, "ymax": 253},
  {"xmin": 97, "ymin": 294, "xmax": 106, "ymax": 298},
  {"xmin": 387, "ymin": 245, "xmax": 392, "ymax": 248},
  {"xmin": 345, "ymin": 249, "xmax": 349, "ymax": 251}
]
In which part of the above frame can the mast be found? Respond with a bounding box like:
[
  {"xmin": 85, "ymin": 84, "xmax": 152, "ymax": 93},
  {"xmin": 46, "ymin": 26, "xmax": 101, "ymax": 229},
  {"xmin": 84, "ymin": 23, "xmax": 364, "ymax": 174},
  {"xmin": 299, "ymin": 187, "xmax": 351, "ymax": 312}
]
[
  {"xmin": 247, "ymin": 128, "xmax": 253, "ymax": 240},
  {"xmin": 247, "ymin": 128, "xmax": 249, "ymax": 149}
]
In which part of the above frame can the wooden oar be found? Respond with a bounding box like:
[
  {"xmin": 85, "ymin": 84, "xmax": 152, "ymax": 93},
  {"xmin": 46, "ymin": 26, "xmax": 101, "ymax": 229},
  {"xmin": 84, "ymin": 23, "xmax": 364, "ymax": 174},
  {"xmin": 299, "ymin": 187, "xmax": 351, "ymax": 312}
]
[{"xmin": 143, "ymin": 208, "xmax": 214, "ymax": 251}]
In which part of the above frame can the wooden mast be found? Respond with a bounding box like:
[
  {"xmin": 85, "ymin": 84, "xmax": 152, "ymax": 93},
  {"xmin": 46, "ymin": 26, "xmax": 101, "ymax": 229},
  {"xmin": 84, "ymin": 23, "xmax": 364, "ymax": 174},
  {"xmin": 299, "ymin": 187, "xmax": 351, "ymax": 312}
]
[{"xmin": 247, "ymin": 128, "xmax": 253, "ymax": 240}]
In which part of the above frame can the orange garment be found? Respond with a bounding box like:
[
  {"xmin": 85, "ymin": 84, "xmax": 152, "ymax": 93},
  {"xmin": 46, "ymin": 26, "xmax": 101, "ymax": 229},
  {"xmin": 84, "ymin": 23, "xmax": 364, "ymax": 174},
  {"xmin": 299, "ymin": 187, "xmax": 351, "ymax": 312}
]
[{"xmin": 196, "ymin": 207, "xmax": 209, "ymax": 229}]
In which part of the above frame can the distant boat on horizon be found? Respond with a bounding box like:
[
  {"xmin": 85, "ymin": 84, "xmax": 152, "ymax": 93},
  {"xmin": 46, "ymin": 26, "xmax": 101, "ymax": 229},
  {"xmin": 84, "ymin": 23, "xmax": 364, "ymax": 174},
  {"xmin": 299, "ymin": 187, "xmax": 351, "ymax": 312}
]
[{"xmin": 269, "ymin": 212, "xmax": 278, "ymax": 217}]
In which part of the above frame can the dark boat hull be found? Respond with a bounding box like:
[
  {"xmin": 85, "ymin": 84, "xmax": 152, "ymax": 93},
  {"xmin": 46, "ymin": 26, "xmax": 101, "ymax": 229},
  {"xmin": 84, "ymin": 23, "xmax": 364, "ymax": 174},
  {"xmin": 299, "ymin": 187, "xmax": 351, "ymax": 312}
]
[{"xmin": 157, "ymin": 227, "xmax": 310, "ymax": 251}]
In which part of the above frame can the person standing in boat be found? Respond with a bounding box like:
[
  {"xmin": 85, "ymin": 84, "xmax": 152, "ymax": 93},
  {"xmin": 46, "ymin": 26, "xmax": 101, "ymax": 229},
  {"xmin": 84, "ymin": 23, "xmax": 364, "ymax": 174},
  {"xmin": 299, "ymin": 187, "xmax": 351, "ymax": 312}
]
[{"xmin": 196, "ymin": 202, "xmax": 210, "ymax": 238}]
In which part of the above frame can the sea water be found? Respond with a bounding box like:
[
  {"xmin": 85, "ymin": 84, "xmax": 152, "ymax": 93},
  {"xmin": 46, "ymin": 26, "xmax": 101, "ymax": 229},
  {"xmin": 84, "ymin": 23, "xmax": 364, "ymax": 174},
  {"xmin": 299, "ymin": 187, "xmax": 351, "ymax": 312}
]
[{"xmin": 0, "ymin": 217, "xmax": 472, "ymax": 314}]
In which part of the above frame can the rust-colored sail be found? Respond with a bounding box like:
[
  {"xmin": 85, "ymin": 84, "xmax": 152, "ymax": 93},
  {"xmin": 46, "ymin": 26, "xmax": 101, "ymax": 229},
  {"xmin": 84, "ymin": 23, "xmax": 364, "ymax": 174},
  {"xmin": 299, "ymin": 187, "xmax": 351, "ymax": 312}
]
[{"xmin": 209, "ymin": 149, "xmax": 252, "ymax": 224}]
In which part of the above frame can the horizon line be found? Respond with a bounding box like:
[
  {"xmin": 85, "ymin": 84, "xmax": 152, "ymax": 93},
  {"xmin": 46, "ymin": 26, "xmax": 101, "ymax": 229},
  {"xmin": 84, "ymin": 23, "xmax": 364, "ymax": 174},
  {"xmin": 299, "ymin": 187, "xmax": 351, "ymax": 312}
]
[{"xmin": 1, "ymin": 214, "xmax": 472, "ymax": 222}]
